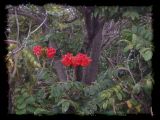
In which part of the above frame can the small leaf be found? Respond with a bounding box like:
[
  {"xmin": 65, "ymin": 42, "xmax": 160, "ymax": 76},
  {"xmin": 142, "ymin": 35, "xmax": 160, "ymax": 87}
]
[
  {"xmin": 135, "ymin": 44, "xmax": 142, "ymax": 50},
  {"xmin": 146, "ymin": 79, "xmax": 152, "ymax": 89},
  {"xmin": 139, "ymin": 47, "xmax": 150, "ymax": 53},
  {"xmin": 34, "ymin": 108, "xmax": 47, "ymax": 115},
  {"xmin": 100, "ymin": 93, "xmax": 107, "ymax": 100},
  {"xmin": 126, "ymin": 100, "xmax": 132, "ymax": 109},
  {"xmin": 123, "ymin": 11, "xmax": 139, "ymax": 20},
  {"xmin": 62, "ymin": 101, "xmax": 70, "ymax": 113},
  {"xmin": 16, "ymin": 96, "xmax": 25, "ymax": 104},
  {"xmin": 40, "ymin": 36, "xmax": 45, "ymax": 41},
  {"xmin": 132, "ymin": 34, "xmax": 138, "ymax": 46},
  {"xmin": 17, "ymin": 103, "xmax": 27, "ymax": 110},
  {"xmin": 142, "ymin": 50, "xmax": 152, "ymax": 61},
  {"xmin": 116, "ymin": 93, "xmax": 122, "ymax": 101},
  {"xmin": 135, "ymin": 104, "xmax": 141, "ymax": 112},
  {"xmin": 102, "ymin": 101, "xmax": 108, "ymax": 109},
  {"xmin": 132, "ymin": 83, "xmax": 141, "ymax": 94},
  {"xmin": 26, "ymin": 96, "xmax": 35, "ymax": 104},
  {"xmin": 23, "ymin": 92, "xmax": 29, "ymax": 98},
  {"xmin": 130, "ymin": 99, "xmax": 138, "ymax": 106},
  {"xmin": 123, "ymin": 45, "xmax": 133, "ymax": 53},
  {"xmin": 57, "ymin": 99, "xmax": 66, "ymax": 106}
]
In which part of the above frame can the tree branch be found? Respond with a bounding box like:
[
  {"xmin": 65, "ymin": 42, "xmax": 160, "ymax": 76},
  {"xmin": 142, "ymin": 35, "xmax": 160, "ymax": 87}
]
[
  {"xmin": 8, "ymin": 6, "xmax": 47, "ymax": 27},
  {"xmin": 14, "ymin": 9, "xmax": 20, "ymax": 43}
]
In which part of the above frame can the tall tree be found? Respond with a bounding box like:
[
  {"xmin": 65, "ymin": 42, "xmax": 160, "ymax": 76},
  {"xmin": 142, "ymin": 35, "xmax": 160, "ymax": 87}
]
[{"xmin": 76, "ymin": 7, "xmax": 123, "ymax": 84}]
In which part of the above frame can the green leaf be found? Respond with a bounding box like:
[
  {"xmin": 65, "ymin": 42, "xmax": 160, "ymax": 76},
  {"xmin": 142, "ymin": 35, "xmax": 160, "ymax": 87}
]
[
  {"xmin": 23, "ymin": 92, "xmax": 29, "ymax": 98},
  {"xmin": 40, "ymin": 36, "xmax": 45, "ymax": 41},
  {"xmin": 123, "ymin": 11, "xmax": 139, "ymax": 20},
  {"xmin": 34, "ymin": 108, "xmax": 48, "ymax": 115},
  {"xmin": 102, "ymin": 100, "xmax": 108, "ymax": 109},
  {"xmin": 132, "ymin": 26, "xmax": 137, "ymax": 33},
  {"xmin": 21, "ymin": 88, "xmax": 26, "ymax": 94},
  {"xmin": 130, "ymin": 98, "xmax": 138, "ymax": 106},
  {"xmin": 140, "ymin": 47, "xmax": 150, "ymax": 53},
  {"xmin": 69, "ymin": 100, "xmax": 79, "ymax": 109},
  {"xmin": 146, "ymin": 79, "xmax": 153, "ymax": 89},
  {"xmin": 116, "ymin": 93, "xmax": 122, "ymax": 101},
  {"xmin": 100, "ymin": 93, "xmax": 107, "ymax": 100},
  {"xmin": 51, "ymin": 86, "xmax": 62, "ymax": 97},
  {"xmin": 57, "ymin": 99, "xmax": 66, "ymax": 106},
  {"xmin": 142, "ymin": 50, "xmax": 152, "ymax": 61},
  {"xmin": 26, "ymin": 96, "xmax": 35, "ymax": 104},
  {"xmin": 16, "ymin": 109, "xmax": 26, "ymax": 114},
  {"xmin": 132, "ymin": 34, "xmax": 138, "ymax": 46},
  {"xmin": 123, "ymin": 45, "xmax": 133, "ymax": 53},
  {"xmin": 17, "ymin": 103, "xmax": 27, "ymax": 110},
  {"xmin": 16, "ymin": 96, "xmax": 25, "ymax": 104},
  {"xmin": 135, "ymin": 44, "xmax": 142, "ymax": 50},
  {"xmin": 132, "ymin": 83, "xmax": 141, "ymax": 94},
  {"xmin": 26, "ymin": 105, "xmax": 36, "ymax": 113},
  {"xmin": 62, "ymin": 101, "xmax": 70, "ymax": 113}
]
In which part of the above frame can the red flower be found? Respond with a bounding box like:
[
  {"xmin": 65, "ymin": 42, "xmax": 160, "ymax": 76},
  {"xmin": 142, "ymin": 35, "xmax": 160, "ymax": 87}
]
[
  {"xmin": 33, "ymin": 45, "xmax": 42, "ymax": 57},
  {"xmin": 81, "ymin": 56, "xmax": 92, "ymax": 67},
  {"xmin": 61, "ymin": 53, "xmax": 73, "ymax": 66},
  {"xmin": 46, "ymin": 48, "xmax": 56, "ymax": 58},
  {"xmin": 77, "ymin": 53, "xmax": 92, "ymax": 67},
  {"xmin": 71, "ymin": 56, "xmax": 81, "ymax": 67},
  {"xmin": 61, "ymin": 52, "xmax": 92, "ymax": 67}
]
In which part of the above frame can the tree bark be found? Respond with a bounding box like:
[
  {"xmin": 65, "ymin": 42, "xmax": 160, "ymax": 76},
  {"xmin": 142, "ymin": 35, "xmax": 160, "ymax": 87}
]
[
  {"xmin": 75, "ymin": 7, "xmax": 105, "ymax": 84},
  {"xmin": 48, "ymin": 40, "xmax": 67, "ymax": 81},
  {"xmin": 82, "ymin": 26, "xmax": 104, "ymax": 84}
]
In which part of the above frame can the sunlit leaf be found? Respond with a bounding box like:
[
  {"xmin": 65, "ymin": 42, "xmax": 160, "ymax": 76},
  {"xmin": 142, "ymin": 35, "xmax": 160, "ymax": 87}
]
[{"xmin": 126, "ymin": 100, "xmax": 132, "ymax": 109}]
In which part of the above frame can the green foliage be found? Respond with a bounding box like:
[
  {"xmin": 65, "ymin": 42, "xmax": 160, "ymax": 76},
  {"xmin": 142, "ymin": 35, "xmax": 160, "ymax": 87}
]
[
  {"xmin": 14, "ymin": 87, "xmax": 36, "ymax": 114},
  {"xmin": 123, "ymin": 11, "xmax": 139, "ymax": 20},
  {"xmin": 8, "ymin": 5, "xmax": 152, "ymax": 115}
]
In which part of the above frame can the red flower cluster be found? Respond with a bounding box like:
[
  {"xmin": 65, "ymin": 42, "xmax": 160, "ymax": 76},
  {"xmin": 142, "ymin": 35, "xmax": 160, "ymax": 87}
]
[
  {"xmin": 33, "ymin": 45, "xmax": 42, "ymax": 57},
  {"xmin": 33, "ymin": 45, "xmax": 56, "ymax": 59},
  {"xmin": 61, "ymin": 53, "xmax": 73, "ymax": 66},
  {"xmin": 46, "ymin": 48, "xmax": 56, "ymax": 58},
  {"xmin": 61, "ymin": 52, "xmax": 92, "ymax": 67},
  {"xmin": 33, "ymin": 45, "xmax": 92, "ymax": 67}
]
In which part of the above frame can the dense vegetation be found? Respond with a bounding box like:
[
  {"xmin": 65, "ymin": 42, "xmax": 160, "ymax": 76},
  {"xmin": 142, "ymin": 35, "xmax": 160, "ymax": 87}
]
[{"xmin": 6, "ymin": 5, "xmax": 153, "ymax": 115}]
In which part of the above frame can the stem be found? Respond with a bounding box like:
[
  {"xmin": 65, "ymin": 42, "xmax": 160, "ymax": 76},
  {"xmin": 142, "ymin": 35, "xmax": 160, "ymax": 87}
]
[
  {"xmin": 126, "ymin": 51, "xmax": 136, "ymax": 85},
  {"xmin": 15, "ymin": 9, "xmax": 20, "ymax": 43},
  {"xmin": 37, "ymin": 59, "xmax": 46, "ymax": 80},
  {"xmin": 112, "ymin": 98, "xmax": 117, "ymax": 114},
  {"xmin": 137, "ymin": 55, "xmax": 143, "ymax": 80},
  {"xmin": 37, "ymin": 56, "xmax": 40, "ymax": 64},
  {"xmin": 30, "ymin": 16, "xmax": 47, "ymax": 35},
  {"xmin": 73, "ymin": 66, "xmax": 76, "ymax": 81},
  {"xmin": 50, "ymin": 58, "xmax": 54, "ymax": 67}
]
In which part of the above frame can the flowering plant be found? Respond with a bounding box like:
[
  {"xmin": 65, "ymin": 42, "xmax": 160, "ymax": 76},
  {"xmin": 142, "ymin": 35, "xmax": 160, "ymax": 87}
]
[
  {"xmin": 46, "ymin": 48, "xmax": 56, "ymax": 58},
  {"xmin": 61, "ymin": 52, "xmax": 92, "ymax": 67},
  {"xmin": 33, "ymin": 45, "xmax": 42, "ymax": 57}
]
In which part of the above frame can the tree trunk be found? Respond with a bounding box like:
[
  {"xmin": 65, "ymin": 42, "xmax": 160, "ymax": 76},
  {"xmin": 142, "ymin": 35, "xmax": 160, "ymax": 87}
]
[
  {"xmin": 75, "ymin": 7, "xmax": 105, "ymax": 84},
  {"xmin": 48, "ymin": 41, "xmax": 67, "ymax": 81},
  {"xmin": 82, "ymin": 27, "xmax": 103, "ymax": 84}
]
